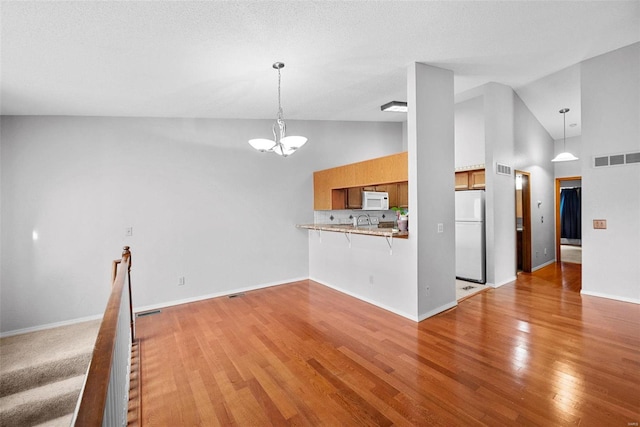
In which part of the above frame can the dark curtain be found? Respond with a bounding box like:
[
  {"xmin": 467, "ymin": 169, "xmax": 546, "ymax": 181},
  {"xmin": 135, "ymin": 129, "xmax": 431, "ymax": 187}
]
[{"xmin": 560, "ymin": 188, "xmax": 581, "ymax": 239}]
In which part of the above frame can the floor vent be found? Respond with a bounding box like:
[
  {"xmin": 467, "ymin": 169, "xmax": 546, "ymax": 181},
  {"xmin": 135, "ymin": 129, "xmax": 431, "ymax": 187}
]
[
  {"xmin": 593, "ymin": 151, "xmax": 640, "ymax": 168},
  {"xmin": 461, "ymin": 286, "xmax": 476, "ymax": 291},
  {"xmin": 496, "ymin": 162, "xmax": 512, "ymax": 176},
  {"xmin": 228, "ymin": 293, "xmax": 245, "ymax": 298},
  {"xmin": 136, "ymin": 309, "xmax": 161, "ymax": 318}
]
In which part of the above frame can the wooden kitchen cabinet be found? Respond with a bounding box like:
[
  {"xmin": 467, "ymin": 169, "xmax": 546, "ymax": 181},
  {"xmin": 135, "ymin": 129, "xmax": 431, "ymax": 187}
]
[
  {"xmin": 313, "ymin": 169, "xmax": 333, "ymax": 209},
  {"xmin": 470, "ymin": 170, "xmax": 485, "ymax": 189},
  {"xmin": 379, "ymin": 184, "xmax": 398, "ymax": 208},
  {"xmin": 346, "ymin": 187, "xmax": 362, "ymax": 209},
  {"xmin": 313, "ymin": 152, "xmax": 408, "ymax": 209},
  {"xmin": 396, "ymin": 181, "xmax": 408, "ymax": 208},
  {"xmin": 455, "ymin": 169, "xmax": 485, "ymax": 191},
  {"xmin": 455, "ymin": 172, "xmax": 469, "ymax": 190}
]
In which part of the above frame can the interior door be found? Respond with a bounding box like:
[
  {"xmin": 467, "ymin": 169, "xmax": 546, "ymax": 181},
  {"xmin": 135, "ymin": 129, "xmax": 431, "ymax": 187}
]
[{"xmin": 515, "ymin": 171, "xmax": 531, "ymax": 273}]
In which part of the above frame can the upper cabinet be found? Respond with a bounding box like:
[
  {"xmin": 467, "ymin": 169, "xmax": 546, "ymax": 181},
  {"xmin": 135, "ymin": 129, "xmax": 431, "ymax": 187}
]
[
  {"xmin": 314, "ymin": 152, "xmax": 408, "ymax": 210},
  {"xmin": 470, "ymin": 169, "xmax": 485, "ymax": 189},
  {"xmin": 396, "ymin": 181, "xmax": 409, "ymax": 208},
  {"xmin": 455, "ymin": 169, "xmax": 485, "ymax": 191},
  {"xmin": 331, "ymin": 182, "xmax": 408, "ymax": 210},
  {"xmin": 455, "ymin": 171, "xmax": 469, "ymax": 190}
]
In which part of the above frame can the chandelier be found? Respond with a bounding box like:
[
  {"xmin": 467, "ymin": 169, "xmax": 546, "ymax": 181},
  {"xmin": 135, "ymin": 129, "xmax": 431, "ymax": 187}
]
[{"xmin": 248, "ymin": 62, "xmax": 308, "ymax": 157}]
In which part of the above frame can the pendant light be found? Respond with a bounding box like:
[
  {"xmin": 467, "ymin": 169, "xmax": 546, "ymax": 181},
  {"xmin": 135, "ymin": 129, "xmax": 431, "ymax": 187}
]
[
  {"xmin": 551, "ymin": 108, "xmax": 578, "ymax": 162},
  {"xmin": 248, "ymin": 62, "xmax": 308, "ymax": 157}
]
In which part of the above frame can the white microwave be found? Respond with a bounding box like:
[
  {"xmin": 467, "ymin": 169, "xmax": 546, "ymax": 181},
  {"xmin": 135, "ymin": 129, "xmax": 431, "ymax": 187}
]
[{"xmin": 362, "ymin": 191, "xmax": 389, "ymax": 210}]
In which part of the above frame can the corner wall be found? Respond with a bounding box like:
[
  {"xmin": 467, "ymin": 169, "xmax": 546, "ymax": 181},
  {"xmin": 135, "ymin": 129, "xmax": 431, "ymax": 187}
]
[
  {"xmin": 580, "ymin": 42, "xmax": 640, "ymax": 303},
  {"xmin": 483, "ymin": 83, "xmax": 517, "ymax": 287},
  {"xmin": 408, "ymin": 63, "xmax": 456, "ymax": 318},
  {"xmin": 513, "ymin": 94, "xmax": 556, "ymax": 268}
]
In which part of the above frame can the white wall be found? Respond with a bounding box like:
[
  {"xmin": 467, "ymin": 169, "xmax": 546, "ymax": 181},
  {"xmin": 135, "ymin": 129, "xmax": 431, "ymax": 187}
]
[
  {"xmin": 483, "ymin": 83, "xmax": 517, "ymax": 287},
  {"xmin": 408, "ymin": 63, "xmax": 456, "ymax": 319},
  {"xmin": 455, "ymin": 96, "xmax": 485, "ymax": 168},
  {"xmin": 580, "ymin": 42, "xmax": 640, "ymax": 303},
  {"xmin": 513, "ymin": 94, "xmax": 556, "ymax": 268},
  {"xmin": 0, "ymin": 116, "xmax": 403, "ymax": 333},
  {"xmin": 308, "ymin": 232, "xmax": 416, "ymax": 319},
  {"xmin": 554, "ymin": 135, "xmax": 582, "ymax": 178}
]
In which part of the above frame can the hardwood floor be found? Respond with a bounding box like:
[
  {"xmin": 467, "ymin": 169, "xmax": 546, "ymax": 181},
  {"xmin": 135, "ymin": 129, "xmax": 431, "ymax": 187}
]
[{"xmin": 136, "ymin": 263, "xmax": 640, "ymax": 426}]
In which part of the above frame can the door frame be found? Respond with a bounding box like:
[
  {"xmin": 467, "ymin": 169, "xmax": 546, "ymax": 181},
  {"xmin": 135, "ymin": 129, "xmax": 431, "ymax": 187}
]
[
  {"xmin": 555, "ymin": 176, "xmax": 582, "ymax": 263},
  {"xmin": 515, "ymin": 171, "xmax": 532, "ymax": 273}
]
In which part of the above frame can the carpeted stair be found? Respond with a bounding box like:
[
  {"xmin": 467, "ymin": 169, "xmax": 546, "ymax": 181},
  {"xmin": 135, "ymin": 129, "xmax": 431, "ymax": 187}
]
[{"xmin": 0, "ymin": 320, "xmax": 101, "ymax": 427}]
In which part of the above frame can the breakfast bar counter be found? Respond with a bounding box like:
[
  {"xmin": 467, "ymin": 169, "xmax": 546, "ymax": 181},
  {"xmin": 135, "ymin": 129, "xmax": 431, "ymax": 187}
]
[{"xmin": 296, "ymin": 224, "xmax": 408, "ymax": 239}]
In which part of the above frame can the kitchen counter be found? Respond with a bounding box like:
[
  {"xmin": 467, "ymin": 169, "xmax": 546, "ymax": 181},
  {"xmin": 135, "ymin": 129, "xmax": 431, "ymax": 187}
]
[{"xmin": 297, "ymin": 224, "xmax": 408, "ymax": 239}]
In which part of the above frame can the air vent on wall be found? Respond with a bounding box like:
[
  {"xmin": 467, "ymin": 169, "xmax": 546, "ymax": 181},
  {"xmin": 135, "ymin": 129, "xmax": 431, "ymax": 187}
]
[
  {"xmin": 593, "ymin": 151, "xmax": 640, "ymax": 168},
  {"xmin": 496, "ymin": 163, "xmax": 512, "ymax": 176}
]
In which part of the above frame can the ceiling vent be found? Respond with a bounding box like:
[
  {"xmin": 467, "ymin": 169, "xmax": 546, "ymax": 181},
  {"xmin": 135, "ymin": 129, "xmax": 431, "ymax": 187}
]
[
  {"xmin": 593, "ymin": 151, "xmax": 640, "ymax": 168},
  {"xmin": 496, "ymin": 162, "xmax": 512, "ymax": 176}
]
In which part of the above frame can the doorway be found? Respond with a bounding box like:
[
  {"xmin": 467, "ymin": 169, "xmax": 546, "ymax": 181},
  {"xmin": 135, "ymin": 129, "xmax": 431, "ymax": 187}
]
[
  {"xmin": 515, "ymin": 171, "xmax": 531, "ymax": 272},
  {"xmin": 555, "ymin": 176, "xmax": 582, "ymax": 263}
]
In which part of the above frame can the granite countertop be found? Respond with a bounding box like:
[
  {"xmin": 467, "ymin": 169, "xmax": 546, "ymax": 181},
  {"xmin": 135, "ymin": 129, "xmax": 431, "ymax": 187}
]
[{"xmin": 296, "ymin": 224, "xmax": 409, "ymax": 239}]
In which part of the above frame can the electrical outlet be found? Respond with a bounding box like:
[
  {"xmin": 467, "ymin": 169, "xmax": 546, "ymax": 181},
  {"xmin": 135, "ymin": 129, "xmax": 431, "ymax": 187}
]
[
  {"xmin": 437, "ymin": 223, "xmax": 444, "ymax": 233},
  {"xmin": 369, "ymin": 275, "xmax": 374, "ymax": 285},
  {"xmin": 125, "ymin": 227, "xmax": 133, "ymax": 237},
  {"xmin": 544, "ymin": 248, "xmax": 547, "ymax": 255},
  {"xmin": 593, "ymin": 219, "xmax": 607, "ymax": 229},
  {"xmin": 178, "ymin": 276, "xmax": 185, "ymax": 286}
]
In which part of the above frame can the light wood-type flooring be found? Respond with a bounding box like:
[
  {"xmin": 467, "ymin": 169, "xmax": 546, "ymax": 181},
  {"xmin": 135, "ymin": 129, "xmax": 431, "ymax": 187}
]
[{"xmin": 136, "ymin": 262, "xmax": 640, "ymax": 426}]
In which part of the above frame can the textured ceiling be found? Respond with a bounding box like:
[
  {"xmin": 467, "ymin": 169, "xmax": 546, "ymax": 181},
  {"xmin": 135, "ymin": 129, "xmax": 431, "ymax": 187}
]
[{"xmin": 1, "ymin": 1, "xmax": 638, "ymax": 139}]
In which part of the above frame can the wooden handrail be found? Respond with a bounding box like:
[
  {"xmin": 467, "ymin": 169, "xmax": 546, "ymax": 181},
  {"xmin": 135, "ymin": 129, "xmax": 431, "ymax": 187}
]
[{"xmin": 74, "ymin": 246, "xmax": 134, "ymax": 426}]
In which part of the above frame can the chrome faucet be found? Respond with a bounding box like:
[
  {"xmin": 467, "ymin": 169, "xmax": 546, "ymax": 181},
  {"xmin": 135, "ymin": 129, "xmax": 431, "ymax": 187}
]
[{"xmin": 355, "ymin": 213, "xmax": 371, "ymax": 227}]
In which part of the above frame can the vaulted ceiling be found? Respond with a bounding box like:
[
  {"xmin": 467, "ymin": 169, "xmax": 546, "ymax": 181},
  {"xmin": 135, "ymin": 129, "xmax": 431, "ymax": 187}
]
[{"xmin": 1, "ymin": 1, "xmax": 638, "ymax": 140}]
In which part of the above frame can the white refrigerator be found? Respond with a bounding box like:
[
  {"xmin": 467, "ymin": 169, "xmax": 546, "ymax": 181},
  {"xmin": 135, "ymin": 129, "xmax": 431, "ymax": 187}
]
[{"xmin": 455, "ymin": 190, "xmax": 486, "ymax": 283}]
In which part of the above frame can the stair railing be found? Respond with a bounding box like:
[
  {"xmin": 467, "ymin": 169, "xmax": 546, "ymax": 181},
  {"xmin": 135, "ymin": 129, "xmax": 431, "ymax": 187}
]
[{"xmin": 72, "ymin": 246, "xmax": 135, "ymax": 426}]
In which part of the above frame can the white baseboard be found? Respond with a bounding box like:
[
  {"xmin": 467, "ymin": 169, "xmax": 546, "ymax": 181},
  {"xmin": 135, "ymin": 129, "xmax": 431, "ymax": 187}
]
[
  {"xmin": 580, "ymin": 290, "xmax": 640, "ymax": 305},
  {"xmin": 0, "ymin": 313, "xmax": 104, "ymax": 338},
  {"xmin": 1, "ymin": 277, "xmax": 308, "ymax": 338},
  {"xmin": 486, "ymin": 275, "xmax": 517, "ymax": 288},
  {"xmin": 417, "ymin": 301, "xmax": 458, "ymax": 322},
  {"xmin": 532, "ymin": 259, "xmax": 556, "ymax": 272},
  {"xmin": 134, "ymin": 277, "xmax": 308, "ymax": 315},
  {"xmin": 309, "ymin": 276, "xmax": 419, "ymax": 322}
]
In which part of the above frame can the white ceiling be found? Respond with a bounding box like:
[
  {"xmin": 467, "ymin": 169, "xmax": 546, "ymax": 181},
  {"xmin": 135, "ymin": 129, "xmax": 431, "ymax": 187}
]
[{"xmin": 1, "ymin": 1, "xmax": 638, "ymax": 140}]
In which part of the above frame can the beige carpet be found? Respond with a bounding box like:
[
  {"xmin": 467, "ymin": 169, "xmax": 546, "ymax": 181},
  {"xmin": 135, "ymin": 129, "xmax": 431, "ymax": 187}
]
[
  {"xmin": 561, "ymin": 245, "xmax": 582, "ymax": 264},
  {"xmin": 0, "ymin": 319, "xmax": 100, "ymax": 427}
]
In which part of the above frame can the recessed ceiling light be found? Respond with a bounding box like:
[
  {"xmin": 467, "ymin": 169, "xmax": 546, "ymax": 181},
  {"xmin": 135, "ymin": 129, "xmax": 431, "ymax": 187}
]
[{"xmin": 381, "ymin": 101, "xmax": 407, "ymax": 112}]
